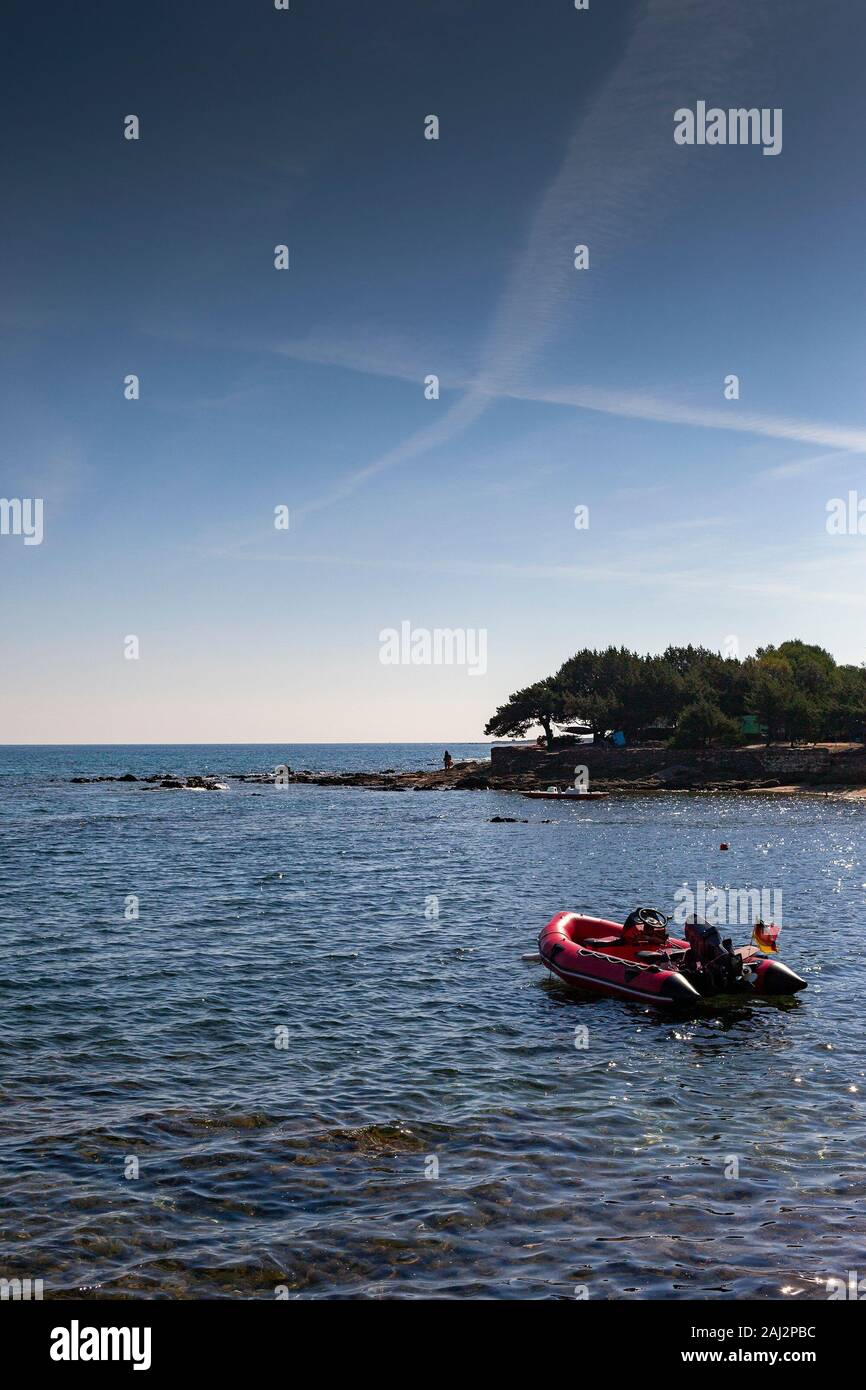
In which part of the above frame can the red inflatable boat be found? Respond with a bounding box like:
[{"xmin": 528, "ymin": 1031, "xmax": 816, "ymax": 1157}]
[{"xmin": 538, "ymin": 907, "xmax": 807, "ymax": 1007}]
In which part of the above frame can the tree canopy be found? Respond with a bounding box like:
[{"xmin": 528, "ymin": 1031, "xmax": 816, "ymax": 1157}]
[{"xmin": 484, "ymin": 642, "xmax": 866, "ymax": 748}]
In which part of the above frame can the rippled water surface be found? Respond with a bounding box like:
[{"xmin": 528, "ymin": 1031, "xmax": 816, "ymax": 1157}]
[{"xmin": 1, "ymin": 744, "xmax": 864, "ymax": 1299}]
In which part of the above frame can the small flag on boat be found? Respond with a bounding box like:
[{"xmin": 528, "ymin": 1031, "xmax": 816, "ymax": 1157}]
[{"xmin": 751, "ymin": 921, "xmax": 780, "ymax": 954}]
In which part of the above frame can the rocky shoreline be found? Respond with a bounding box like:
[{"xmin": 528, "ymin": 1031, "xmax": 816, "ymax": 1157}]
[
  {"xmin": 71, "ymin": 772, "xmax": 230, "ymax": 792},
  {"xmin": 66, "ymin": 759, "xmax": 866, "ymax": 796},
  {"xmin": 68, "ymin": 763, "xmax": 491, "ymax": 792}
]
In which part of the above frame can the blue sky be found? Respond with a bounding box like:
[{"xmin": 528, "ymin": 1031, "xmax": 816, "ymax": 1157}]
[{"xmin": 2, "ymin": 0, "xmax": 866, "ymax": 742}]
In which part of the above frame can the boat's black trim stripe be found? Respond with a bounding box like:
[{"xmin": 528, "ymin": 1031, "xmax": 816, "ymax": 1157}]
[{"xmin": 544, "ymin": 959, "xmax": 675, "ymax": 1003}]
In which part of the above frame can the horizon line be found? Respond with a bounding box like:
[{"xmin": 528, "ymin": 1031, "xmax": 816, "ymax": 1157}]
[{"xmin": 0, "ymin": 739, "xmax": 500, "ymax": 748}]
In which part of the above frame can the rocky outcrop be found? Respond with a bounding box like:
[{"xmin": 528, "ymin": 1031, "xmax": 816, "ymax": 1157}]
[
  {"xmin": 65, "ymin": 745, "xmax": 866, "ymax": 795},
  {"xmin": 67, "ymin": 762, "xmax": 492, "ymax": 793},
  {"xmin": 70, "ymin": 772, "xmax": 228, "ymax": 791}
]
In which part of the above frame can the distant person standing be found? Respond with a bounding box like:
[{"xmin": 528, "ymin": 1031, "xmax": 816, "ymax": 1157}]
[{"xmin": 443, "ymin": 750, "xmax": 453, "ymax": 771}]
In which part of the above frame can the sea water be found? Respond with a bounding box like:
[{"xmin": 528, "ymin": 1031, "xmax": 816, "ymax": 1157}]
[{"xmin": 0, "ymin": 744, "xmax": 863, "ymax": 1298}]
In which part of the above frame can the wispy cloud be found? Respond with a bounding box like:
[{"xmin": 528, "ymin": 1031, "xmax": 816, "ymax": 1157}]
[
  {"xmin": 270, "ymin": 338, "xmax": 866, "ymax": 463},
  {"xmin": 755, "ymin": 449, "xmax": 865, "ymax": 481},
  {"xmin": 294, "ymin": 390, "xmax": 489, "ymax": 518},
  {"xmin": 291, "ymin": 0, "xmax": 761, "ymax": 516},
  {"xmin": 202, "ymin": 541, "xmax": 866, "ymax": 611},
  {"xmin": 270, "ymin": 328, "xmax": 458, "ymax": 388},
  {"xmin": 501, "ymin": 384, "xmax": 866, "ymax": 455},
  {"xmin": 473, "ymin": 1, "xmax": 750, "ymax": 393}
]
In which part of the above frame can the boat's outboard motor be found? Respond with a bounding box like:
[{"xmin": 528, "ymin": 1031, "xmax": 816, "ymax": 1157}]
[{"xmin": 684, "ymin": 917, "xmax": 743, "ymax": 992}]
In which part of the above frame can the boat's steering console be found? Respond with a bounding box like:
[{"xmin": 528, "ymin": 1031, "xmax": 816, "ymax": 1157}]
[{"xmin": 622, "ymin": 906, "xmax": 671, "ymax": 945}]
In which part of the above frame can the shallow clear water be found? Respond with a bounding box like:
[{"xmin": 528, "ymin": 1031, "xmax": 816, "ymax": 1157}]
[{"xmin": 0, "ymin": 745, "xmax": 863, "ymax": 1299}]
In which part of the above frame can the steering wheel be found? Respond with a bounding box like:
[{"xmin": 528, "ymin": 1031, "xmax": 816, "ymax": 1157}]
[{"xmin": 637, "ymin": 907, "xmax": 671, "ymax": 929}]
